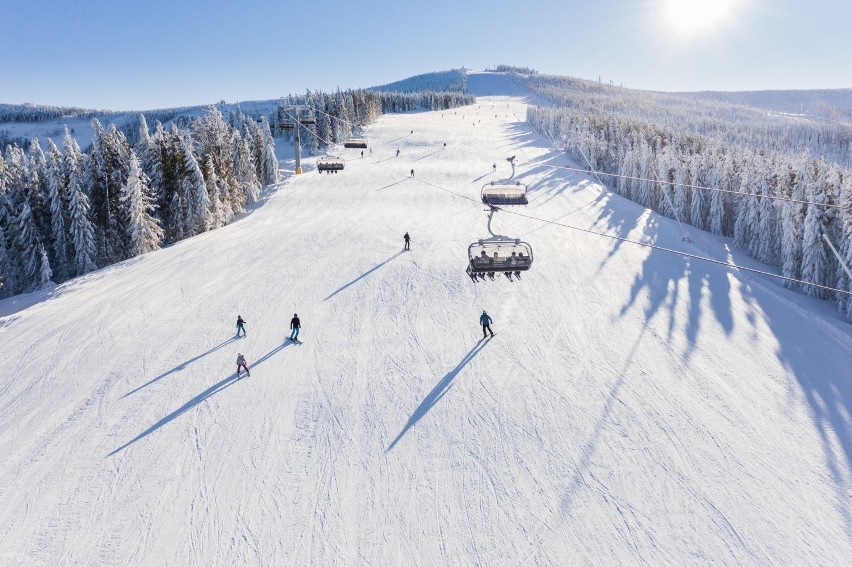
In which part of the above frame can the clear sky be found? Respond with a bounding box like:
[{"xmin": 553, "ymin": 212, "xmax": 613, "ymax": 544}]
[{"xmin": 1, "ymin": 0, "xmax": 849, "ymax": 110}]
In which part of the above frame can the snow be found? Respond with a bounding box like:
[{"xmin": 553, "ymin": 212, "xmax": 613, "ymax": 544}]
[{"xmin": 1, "ymin": 72, "xmax": 850, "ymax": 565}]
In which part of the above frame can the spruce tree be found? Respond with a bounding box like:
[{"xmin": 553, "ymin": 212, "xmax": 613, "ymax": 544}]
[{"xmin": 120, "ymin": 152, "xmax": 163, "ymax": 256}]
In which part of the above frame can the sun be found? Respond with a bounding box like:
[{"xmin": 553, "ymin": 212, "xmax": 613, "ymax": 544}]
[{"xmin": 662, "ymin": 0, "xmax": 737, "ymax": 36}]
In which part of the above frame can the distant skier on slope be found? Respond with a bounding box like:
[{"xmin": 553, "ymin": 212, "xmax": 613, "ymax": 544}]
[
  {"xmin": 236, "ymin": 315, "xmax": 247, "ymax": 337},
  {"xmin": 237, "ymin": 353, "xmax": 250, "ymax": 377},
  {"xmin": 404, "ymin": 232, "xmax": 411, "ymax": 250},
  {"xmin": 410, "ymin": 169, "xmax": 414, "ymax": 177},
  {"xmin": 480, "ymin": 310, "xmax": 495, "ymax": 339},
  {"xmin": 289, "ymin": 313, "xmax": 301, "ymax": 341},
  {"xmin": 396, "ymin": 148, "xmax": 400, "ymax": 157},
  {"xmin": 492, "ymin": 162, "xmax": 497, "ymax": 173}
]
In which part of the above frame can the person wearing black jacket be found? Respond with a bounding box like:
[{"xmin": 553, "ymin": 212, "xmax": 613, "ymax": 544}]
[
  {"xmin": 404, "ymin": 232, "xmax": 411, "ymax": 250},
  {"xmin": 236, "ymin": 315, "xmax": 247, "ymax": 337},
  {"xmin": 289, "ymin": 314, "xmax": 301, "ymax": 341}
]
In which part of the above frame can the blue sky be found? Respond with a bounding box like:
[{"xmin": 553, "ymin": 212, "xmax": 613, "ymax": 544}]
[{"xmin": 1, "ymin": 0, "xmax": 849, "ymax": 110}]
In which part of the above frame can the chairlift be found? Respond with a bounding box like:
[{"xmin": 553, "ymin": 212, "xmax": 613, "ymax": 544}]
[
  {"xmin": 298, "ymin": 110, "xmax": 316, "ymax": 125},
  {"xmin": 481, "ymin": 181, "xmax": 528, "ymax": 206},
  {"xmin": 280, "ymin": 120, "xmax": 296, "ymax": 131},
  {"xmin": 344, "ymin": 138, "xmax": 368, "ymax": 149},
  {"xmin": 317, "ymin": 156, "xmax": 345, "ymax": 172},
  {"xmin": 466, "ymin": 237, "xmax": 534, "ymax": 280}
]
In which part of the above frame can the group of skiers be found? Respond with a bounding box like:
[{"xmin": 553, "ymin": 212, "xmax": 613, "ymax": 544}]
[
  {"xmin": 231, "ymin": 231, "xmax": 497, "ymax": 378},
  {"xmin": 234, "ymin": 313, "xmax": 301, "ymax": 378}
]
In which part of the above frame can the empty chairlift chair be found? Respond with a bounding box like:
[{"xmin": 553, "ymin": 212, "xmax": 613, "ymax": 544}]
[
  {"xmin": 298, "ymin": 109, "xmax": 317, "ymax": 125},
  {"xmin": 481, "ymin": 181, "xmax": 528, "ymax": 206},
  {"xmin": 344, "ymin": 138, "xmax": 368, "ymax": 149},
  {"xmin": 317, "ymin": 156, "xmax": 345, "ymax": 172}
]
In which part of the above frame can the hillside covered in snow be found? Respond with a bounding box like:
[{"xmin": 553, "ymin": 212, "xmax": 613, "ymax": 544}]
[{"xmin": 0, "ymin": 72, "xmax": 850, "ymax": 565}]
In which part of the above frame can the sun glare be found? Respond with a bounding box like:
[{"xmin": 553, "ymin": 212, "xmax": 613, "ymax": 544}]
[{"xmin": 662, "ymin": 0, "xmax": 737, "ymax": 36}]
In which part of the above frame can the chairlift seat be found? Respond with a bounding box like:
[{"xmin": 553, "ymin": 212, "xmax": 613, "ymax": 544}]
[
  {"xmin": 466, "ymin": 238, "xmax": 533, "ymax": 274},
  {"xmin": 344, "ymin": 138, "xmax": 368, "ymax": 149},
  {"xmin": 317, "ymin": 156, "xmax": 345, "ymax": 172},
  {"xmin": 481, "ymin": 181, "xmax": 528, "ymax": 206}
]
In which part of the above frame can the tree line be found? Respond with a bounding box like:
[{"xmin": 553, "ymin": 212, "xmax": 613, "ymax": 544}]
[
  {"xmin": 0, "ymin": 88, "xmax": 474, "ymax": 299},
  {"xmin": 527, "ymin": 101, "xmax": 852, "ymax": 320}
]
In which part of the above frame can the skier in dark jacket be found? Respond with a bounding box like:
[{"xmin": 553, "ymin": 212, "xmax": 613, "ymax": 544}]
[
  {"xmin": 236, "ymin": 315, "xmax": 247, "ymax": 337},
  {"xmin": 480, "ymin": 310, "xmax": 494, "ymax": 338},
  {"xmin": 404, "ymin": 232, "xmax": 411, "ymax": 250},
  {"xmin": 289, "ymin": 313, "xmax": 301, "ymax": 341}
]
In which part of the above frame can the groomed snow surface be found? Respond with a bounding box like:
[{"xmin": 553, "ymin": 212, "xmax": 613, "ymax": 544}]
[{"xmin": 1, "ymin": 73, "xmax": 850, "ymax": 565}]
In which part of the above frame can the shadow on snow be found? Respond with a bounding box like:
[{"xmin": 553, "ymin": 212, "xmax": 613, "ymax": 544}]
[{"xmin": 386, "ymin": 340, "xmax": 489, "ymax": 452}]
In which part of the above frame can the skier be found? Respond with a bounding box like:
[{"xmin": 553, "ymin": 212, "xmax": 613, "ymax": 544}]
[
  {"xmin": 404, "ymin": 232, "xmax": 411, "ymax": 250},
  {"xmin": 492, "ymin": 162, "xmax": 497, "ymax": 173},
  {"xmin": 236, "ymin": 353, "xmax": 250, "ymax": 378},
  {"xmin": 480, "ymin": 310, "xmax": 495, "ymax": 338},
  {"xmin": 236, "ymin": 315, "xmax": 247, "ymax": 337},
  {"xmin": 396, "ymin": 148, "xmax": 400, "ymax": 157},
  {"xmin": 410, "ymin": 169, "xmax": 414, "ymax": 177},
  {"xmin": 289, "ymin": 313, "xmax": 301, "ymax": 341},
  {"xmin": 361, "ymin": 150, "xmax": 364, "ymax": 158}
]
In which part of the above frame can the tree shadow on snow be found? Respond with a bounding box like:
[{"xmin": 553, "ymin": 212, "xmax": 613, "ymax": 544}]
[
  {"xmin": 122, "ymin": 336, "xmax": 241, "ymax": 398},
  {"xmin": 738, "ymin": 282, "xmax": 852, "ymax": 528},
  {"xmin": 323, "ymin": 251, "xmax": 405, "ymax": 301},
  {"xmin": 386, "ymin": 340, "xmax": 489, "ymax": 452}
]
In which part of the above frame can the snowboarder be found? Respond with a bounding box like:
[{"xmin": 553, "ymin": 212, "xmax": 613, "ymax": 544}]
[
  {"xmin": 404, "ymin": 232, "xmax": 411, "ymax": 250},
  {"xmin": 236, "ymin": 353, "xmax": 250, "ymax": 377},
  {"xmin": 480, "ymin": 310, "xmax": 494, "ymax": 338},
  {"xmin": 236, "ymin": 315, "xmax": 247, "ymax": 337},
  {"xmin": 289, "ymin": 313, "xmax": 301, "ymax": 341}
]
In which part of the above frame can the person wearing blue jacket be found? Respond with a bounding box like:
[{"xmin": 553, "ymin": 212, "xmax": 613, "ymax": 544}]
[{"xmin": 480, "ymin": 310, "xmax": 494, "ymax": 338}]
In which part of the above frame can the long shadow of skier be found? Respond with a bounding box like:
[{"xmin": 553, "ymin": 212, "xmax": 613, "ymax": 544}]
[
  {"xmin": 108, "ymin": 372, "xmax": 241, "ymax": 456},
  {"xmin": 251, "ymin": 340, "xmax": 294, "ymax": 369},
  {"xmin": 323, "ymin": 251, "xmax": 405, "ymax": 301},
  {"xmin": 376, "ymin": 178, "xmax": 408, "ymax": 191},
  {"xmin": 121, "ymin": 336, "xmax": 240, "ymax": 398},
  {"xmin": 386, "ymin": 340, "xmax": 489, "ymax": 452}
]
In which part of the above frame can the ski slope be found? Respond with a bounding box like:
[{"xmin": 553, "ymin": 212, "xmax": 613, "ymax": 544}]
[{"xmin": 1, "ymin": 72, "xmax": 850, "ymax": 565}]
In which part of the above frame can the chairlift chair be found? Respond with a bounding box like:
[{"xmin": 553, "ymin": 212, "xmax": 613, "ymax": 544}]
[
  {"xmin": 344, "ymin": 138, "xmax": 368, "ymax": 149},
  {"xmin": 298, "ymin": 110, "xmax": 316, "ymax": 125},
  {"xmin": 466, "ymin": 237, "xmax": 533, "ymax": 276},
  {"xmin": 481, "ymin": 181, "xmax": 528, "ymax": 206},
  {"xmin": 317, "ymin": 156, "xmax": 345, "ymax": 172}
]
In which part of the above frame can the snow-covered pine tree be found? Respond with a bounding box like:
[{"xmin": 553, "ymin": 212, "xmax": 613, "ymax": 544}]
[
  {"xmin": 203, "ymin": 155, "xmax": 225, "ymax": 229},
  {"xmin": 635, "ymin": 140, "xmax": 654, "ymax": 208},
  {"xmin": 778, "ymin": 160, "xmax": 805, "ymax": 290},
  {"xmin": 672, "ymin": 156, "xmax": 689, "ymax": 223},
  {"xmin": 64, "ymin": 129, "xmax": 97, "ymax": 276},
  {"xmin": 36, "ymin": 242, "xmax": 53, "ymax": 289},
  {"xmin": 689, "ymin": 154, "xmax": 706, "ymax": 230},
  {"xmin": 120, "ymin": 151, "xmax": 163, "ymax": 256},
  {"xmin": 260, "ymin": 117, "xmax": 279, "ymax": 186},
  {"xmin": 706, "ymin": 155, "xmax": 723, "ymax": 235},
  {"xmin": 178, "ymin": 134, "xmax": 209, "ymax": 236},
  {"xmin": 0, "ymin": 224, "xmax": 11, "ymax": 297},
  {"xmin": 837, "ymin": 173, "xmax": 852, "ymax": 318},
  {"xmin": 12, "ymin": 200, "xmax": 51, "ymax": 291},
  {"xmin": 800, "ymin": 162, "xmax": 830, "ymax": 299},
  {"xmin": 733, "ymin": 156, "xmax": 755, "ymax": 250},
  {"xmin": 45, "ymin": 138, "xmax": 71, "ymax": 281}
]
